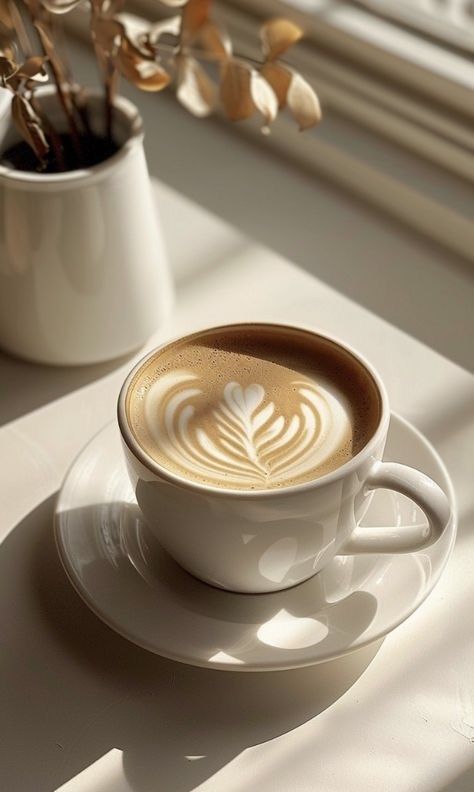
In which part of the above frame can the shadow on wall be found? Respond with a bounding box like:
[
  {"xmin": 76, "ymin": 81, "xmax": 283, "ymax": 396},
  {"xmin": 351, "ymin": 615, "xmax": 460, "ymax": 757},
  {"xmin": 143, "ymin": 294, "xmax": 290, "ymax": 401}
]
[{"xmin": 0, "ymin": 496, "xmax": 382, "ymax": 792}]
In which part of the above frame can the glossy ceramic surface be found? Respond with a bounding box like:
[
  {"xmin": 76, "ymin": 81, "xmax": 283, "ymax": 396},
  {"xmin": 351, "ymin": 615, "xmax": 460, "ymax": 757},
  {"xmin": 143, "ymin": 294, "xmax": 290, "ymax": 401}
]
[
  {"xmin": 118, "ymin": 324, "xmax": 452, "ymax": 593},
  {"xmin": 55, "ymin": 413, "xmax": 456, "ymax": 671},
  {"xmin": 0, "ymin": 91, "xmax": 173, "ymax": 365}
]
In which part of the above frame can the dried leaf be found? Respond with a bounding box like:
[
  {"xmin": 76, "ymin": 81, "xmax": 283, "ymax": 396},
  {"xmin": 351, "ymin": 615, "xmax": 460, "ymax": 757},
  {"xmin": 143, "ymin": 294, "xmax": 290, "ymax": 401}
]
[
  {"xmin": 17, "ymin": 55, "xmax": 49, "ymax": 82},
  {"xmin": 260, "ymin": 62, "xmax": 291, "ymax": 108},
  {"xmin": 219, "ymin": 60, "xmax": 254, "ymax": 121},
  {"xmin": 128, "ymin": 61, "xmax": 171, "ymax": 92},
  {"xmin": 287, "ymin": 72, "xmax": 321, "ymax": 130},
  {"xmin": 34, "ymin": 19, "xmax": 72, "ymax": 91},
  {"xmin": 181, "ymin": 0, "xmax": 211, "ymax": 40},
  {"xmin": 0, "ymin": 42, "xmax": 15, "ymax": 60},
  {"xmin": 115, "ymin": 40, "xmax": 170, "ymax": 91},
  {"xmin": 123, "ymin": 34, "xmax": 156, "ymax": 63},
  {"xmin": 250, "ymin": 70, "xmax": 278, "ymax": 130},
  {"xmin": 192, "ymin": 21, "xmax": 231, "ymax": 60},
  {"xmin": 260, "ymin": 18, "xmax": 303, "ymax": 61},
  {"xmin": 177, "ymin": 55, "xmax": 215, "ymax": 117},
  {"xmin": 11, "ymin": 93, "xmax": 49, "ymax": 159},
  {"xmin": 40, "ymin": 0, "xmax": 82, "ymax": 14},
  {"xmin": 116, "ymin": 13, "xmax": 155, "ymax": 57},
  {"xmin": 0, "ymin": 54, "xmax": 16, "ymax": 80},
  {"xmin": 147, "ymin": 15, "xmax": 181, "ymax": 45}
]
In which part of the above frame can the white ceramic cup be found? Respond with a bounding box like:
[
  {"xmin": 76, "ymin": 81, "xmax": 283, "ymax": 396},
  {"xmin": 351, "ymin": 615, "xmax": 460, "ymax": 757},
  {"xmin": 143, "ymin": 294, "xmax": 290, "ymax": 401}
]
[{"xmin": 118, "ymin": 323, "xmax": 452, "ymax": 594}]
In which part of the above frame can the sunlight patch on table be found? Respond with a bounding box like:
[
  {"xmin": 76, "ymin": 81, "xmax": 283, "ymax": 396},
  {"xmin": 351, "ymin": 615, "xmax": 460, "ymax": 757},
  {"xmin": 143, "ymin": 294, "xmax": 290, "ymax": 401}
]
[
  {"xmin": 55, "ymin": 749, "xmax": 128, "ymax": 792},
  {"xmin": 257, "ymin": 609, "xmax": 329, "ymax": 649},
  {"xmin": 209, "ymin": 650, "xmax": 245, "ymax": 665}
]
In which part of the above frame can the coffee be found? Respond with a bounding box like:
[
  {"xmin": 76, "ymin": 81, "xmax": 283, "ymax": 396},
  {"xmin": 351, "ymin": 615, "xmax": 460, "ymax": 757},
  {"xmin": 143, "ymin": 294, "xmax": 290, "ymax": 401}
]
[{"xmin": 126, "ymin": 324, "xmax": 381, "ymax": 490}]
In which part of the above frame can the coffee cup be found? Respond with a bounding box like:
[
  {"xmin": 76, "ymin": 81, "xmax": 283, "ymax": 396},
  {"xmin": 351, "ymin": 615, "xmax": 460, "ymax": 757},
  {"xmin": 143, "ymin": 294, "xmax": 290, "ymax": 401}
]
[{"xmin": 117, "ymin": 323, "xmax": 451, "ymax": 593}]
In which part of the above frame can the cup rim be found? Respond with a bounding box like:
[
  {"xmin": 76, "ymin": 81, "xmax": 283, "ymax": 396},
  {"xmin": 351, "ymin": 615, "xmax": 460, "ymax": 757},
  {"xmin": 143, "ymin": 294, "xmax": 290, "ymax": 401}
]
[{"xmin": 117, "ymin": 322, "xmax": 390, "ymax": 499}]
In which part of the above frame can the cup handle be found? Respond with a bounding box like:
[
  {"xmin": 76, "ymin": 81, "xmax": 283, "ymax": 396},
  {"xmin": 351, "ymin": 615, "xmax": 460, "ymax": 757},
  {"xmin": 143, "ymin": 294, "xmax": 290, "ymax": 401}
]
[{"xmin": 339, "ymin": 461, "xmax": 452, "ymax": 555}]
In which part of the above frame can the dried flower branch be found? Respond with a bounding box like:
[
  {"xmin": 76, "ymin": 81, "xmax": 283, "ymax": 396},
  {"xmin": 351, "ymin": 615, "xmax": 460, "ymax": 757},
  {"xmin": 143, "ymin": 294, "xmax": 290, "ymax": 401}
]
[
  {"xmin": 1, "ymin": 4, "xmax": 52, "ymax": 167},
  {"xmin": 1, "ymin": 0, "xmax": 322, "ymax": 172}
]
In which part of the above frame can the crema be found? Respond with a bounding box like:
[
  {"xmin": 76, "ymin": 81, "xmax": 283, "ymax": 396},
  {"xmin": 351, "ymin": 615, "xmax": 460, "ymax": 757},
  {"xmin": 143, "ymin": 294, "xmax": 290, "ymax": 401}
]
[{"xmin": 126, "ymin": 325, "xmax": 381, "ymax": 490}]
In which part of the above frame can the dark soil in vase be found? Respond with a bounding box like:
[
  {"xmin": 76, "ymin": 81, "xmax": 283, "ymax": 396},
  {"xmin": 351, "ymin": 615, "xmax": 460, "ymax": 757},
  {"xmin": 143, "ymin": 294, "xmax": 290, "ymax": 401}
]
[{"xmin": 1, "ymin": 133, "xmax": 120, "ymax": 174}]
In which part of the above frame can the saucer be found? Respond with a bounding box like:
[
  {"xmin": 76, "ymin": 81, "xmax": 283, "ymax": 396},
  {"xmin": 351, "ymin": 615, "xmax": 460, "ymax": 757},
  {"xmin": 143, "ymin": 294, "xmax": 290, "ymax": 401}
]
[{"xmin": 55, "ymin": 414, "xmax": 456, "ymax": 671}]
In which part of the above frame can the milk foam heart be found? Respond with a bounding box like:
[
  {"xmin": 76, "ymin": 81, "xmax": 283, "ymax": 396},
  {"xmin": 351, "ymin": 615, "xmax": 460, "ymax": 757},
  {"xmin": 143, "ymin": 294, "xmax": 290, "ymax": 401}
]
[{"xmin": 142, "ymin": 373, "xmax": 352, "ymax": 486}]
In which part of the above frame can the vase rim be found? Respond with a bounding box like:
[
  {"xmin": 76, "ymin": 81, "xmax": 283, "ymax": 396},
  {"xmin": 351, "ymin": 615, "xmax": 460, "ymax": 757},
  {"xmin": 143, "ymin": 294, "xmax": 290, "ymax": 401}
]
[{"xmin": 0, "ymin": 88, "xmax": 144, "ymax": 189}]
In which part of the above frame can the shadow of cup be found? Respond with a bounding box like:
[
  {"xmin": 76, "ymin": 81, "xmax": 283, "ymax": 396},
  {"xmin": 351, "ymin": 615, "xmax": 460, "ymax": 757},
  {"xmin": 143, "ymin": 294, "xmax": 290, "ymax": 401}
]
[
  {"xmin": 73, "ymin": 500, "xmax": 379, "ymax": 667},
  {"xmin": 1, "ymin": 496, "xmax": 383, "ymax": 792}
]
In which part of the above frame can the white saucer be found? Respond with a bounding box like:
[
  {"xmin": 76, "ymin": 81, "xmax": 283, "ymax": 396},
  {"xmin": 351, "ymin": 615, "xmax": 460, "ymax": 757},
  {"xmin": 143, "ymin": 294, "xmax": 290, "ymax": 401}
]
[{"xmin": 55, "ymin": 414, "xmax": 456, "ymax": 672}]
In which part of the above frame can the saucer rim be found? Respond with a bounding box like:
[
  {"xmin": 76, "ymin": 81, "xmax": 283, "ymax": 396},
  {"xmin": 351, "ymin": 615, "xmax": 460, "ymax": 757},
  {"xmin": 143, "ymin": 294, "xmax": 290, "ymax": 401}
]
[{"xmin": 55, "ymin": 412, "xmax": 457, "ymax": 671}]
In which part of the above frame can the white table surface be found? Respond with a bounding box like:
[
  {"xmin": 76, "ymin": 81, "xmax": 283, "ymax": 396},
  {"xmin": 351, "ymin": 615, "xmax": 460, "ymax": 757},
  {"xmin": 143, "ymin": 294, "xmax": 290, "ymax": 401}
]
[{"xmin": 1, "ymin": 181, "xmax": 473, "ymax": 792}]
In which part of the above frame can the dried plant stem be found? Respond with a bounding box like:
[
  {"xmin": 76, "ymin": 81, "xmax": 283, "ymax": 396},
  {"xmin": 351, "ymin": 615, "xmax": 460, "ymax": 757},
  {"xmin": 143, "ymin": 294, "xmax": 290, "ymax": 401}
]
[
  {"xmin": 30, "ymin": 91, "xmax": 65, "ymax": 170},
  {"xmin": 53, "ymin": 86, "xmax": 81, "ymax": 162},
  {"xmin": 18, "ymin": 2, "xmax": 81, "ymax": 160},
  {"xmin": 51, "ymin": 15, "xmax": 89, "ymax": 139},
  {"xmin": 8, "ymin": 1, "xmax": 33, "ymax": 57},
  {"xmin": 154, "ymin": 40, "xmax": 260, "ymax": 68},
  {"xmin": 72, "ymin": 88, "xmax": 92, "ymax": 137},
  {"xmin": 105, "ymin": 65, "xmax": 119, "ymax": 141},
  {"xmin": 88, "ymin": 6, "xmax": 116, "ymax": 140},
  {"xmin": 46, "ymin": 55, "xmax": 82, "ymax": 157}
]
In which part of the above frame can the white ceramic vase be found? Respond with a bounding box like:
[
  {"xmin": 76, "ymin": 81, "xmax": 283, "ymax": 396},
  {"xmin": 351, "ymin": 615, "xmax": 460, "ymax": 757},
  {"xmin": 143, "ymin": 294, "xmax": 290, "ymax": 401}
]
[{"xmin": 0, "ymin": 89, "xmax": 173, "ymax": 365}]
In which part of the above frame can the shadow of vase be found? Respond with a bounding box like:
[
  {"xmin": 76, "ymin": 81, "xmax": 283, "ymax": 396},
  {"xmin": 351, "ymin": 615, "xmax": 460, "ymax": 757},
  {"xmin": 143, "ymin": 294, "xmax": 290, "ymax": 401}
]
[{"xmin": 0, "ymin": 346, "xmax": 135, "ymax": 428}]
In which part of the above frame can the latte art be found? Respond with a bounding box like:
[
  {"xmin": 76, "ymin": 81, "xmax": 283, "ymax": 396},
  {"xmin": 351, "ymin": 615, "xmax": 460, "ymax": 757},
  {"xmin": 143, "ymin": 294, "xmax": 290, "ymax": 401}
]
[
  {"xmin": 144, "ymin": 373, "xmax": 351, "ymax": 487},
  {"xmin": 126, "ymin": 324, "xmax": 381, "ymax": 489}
]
